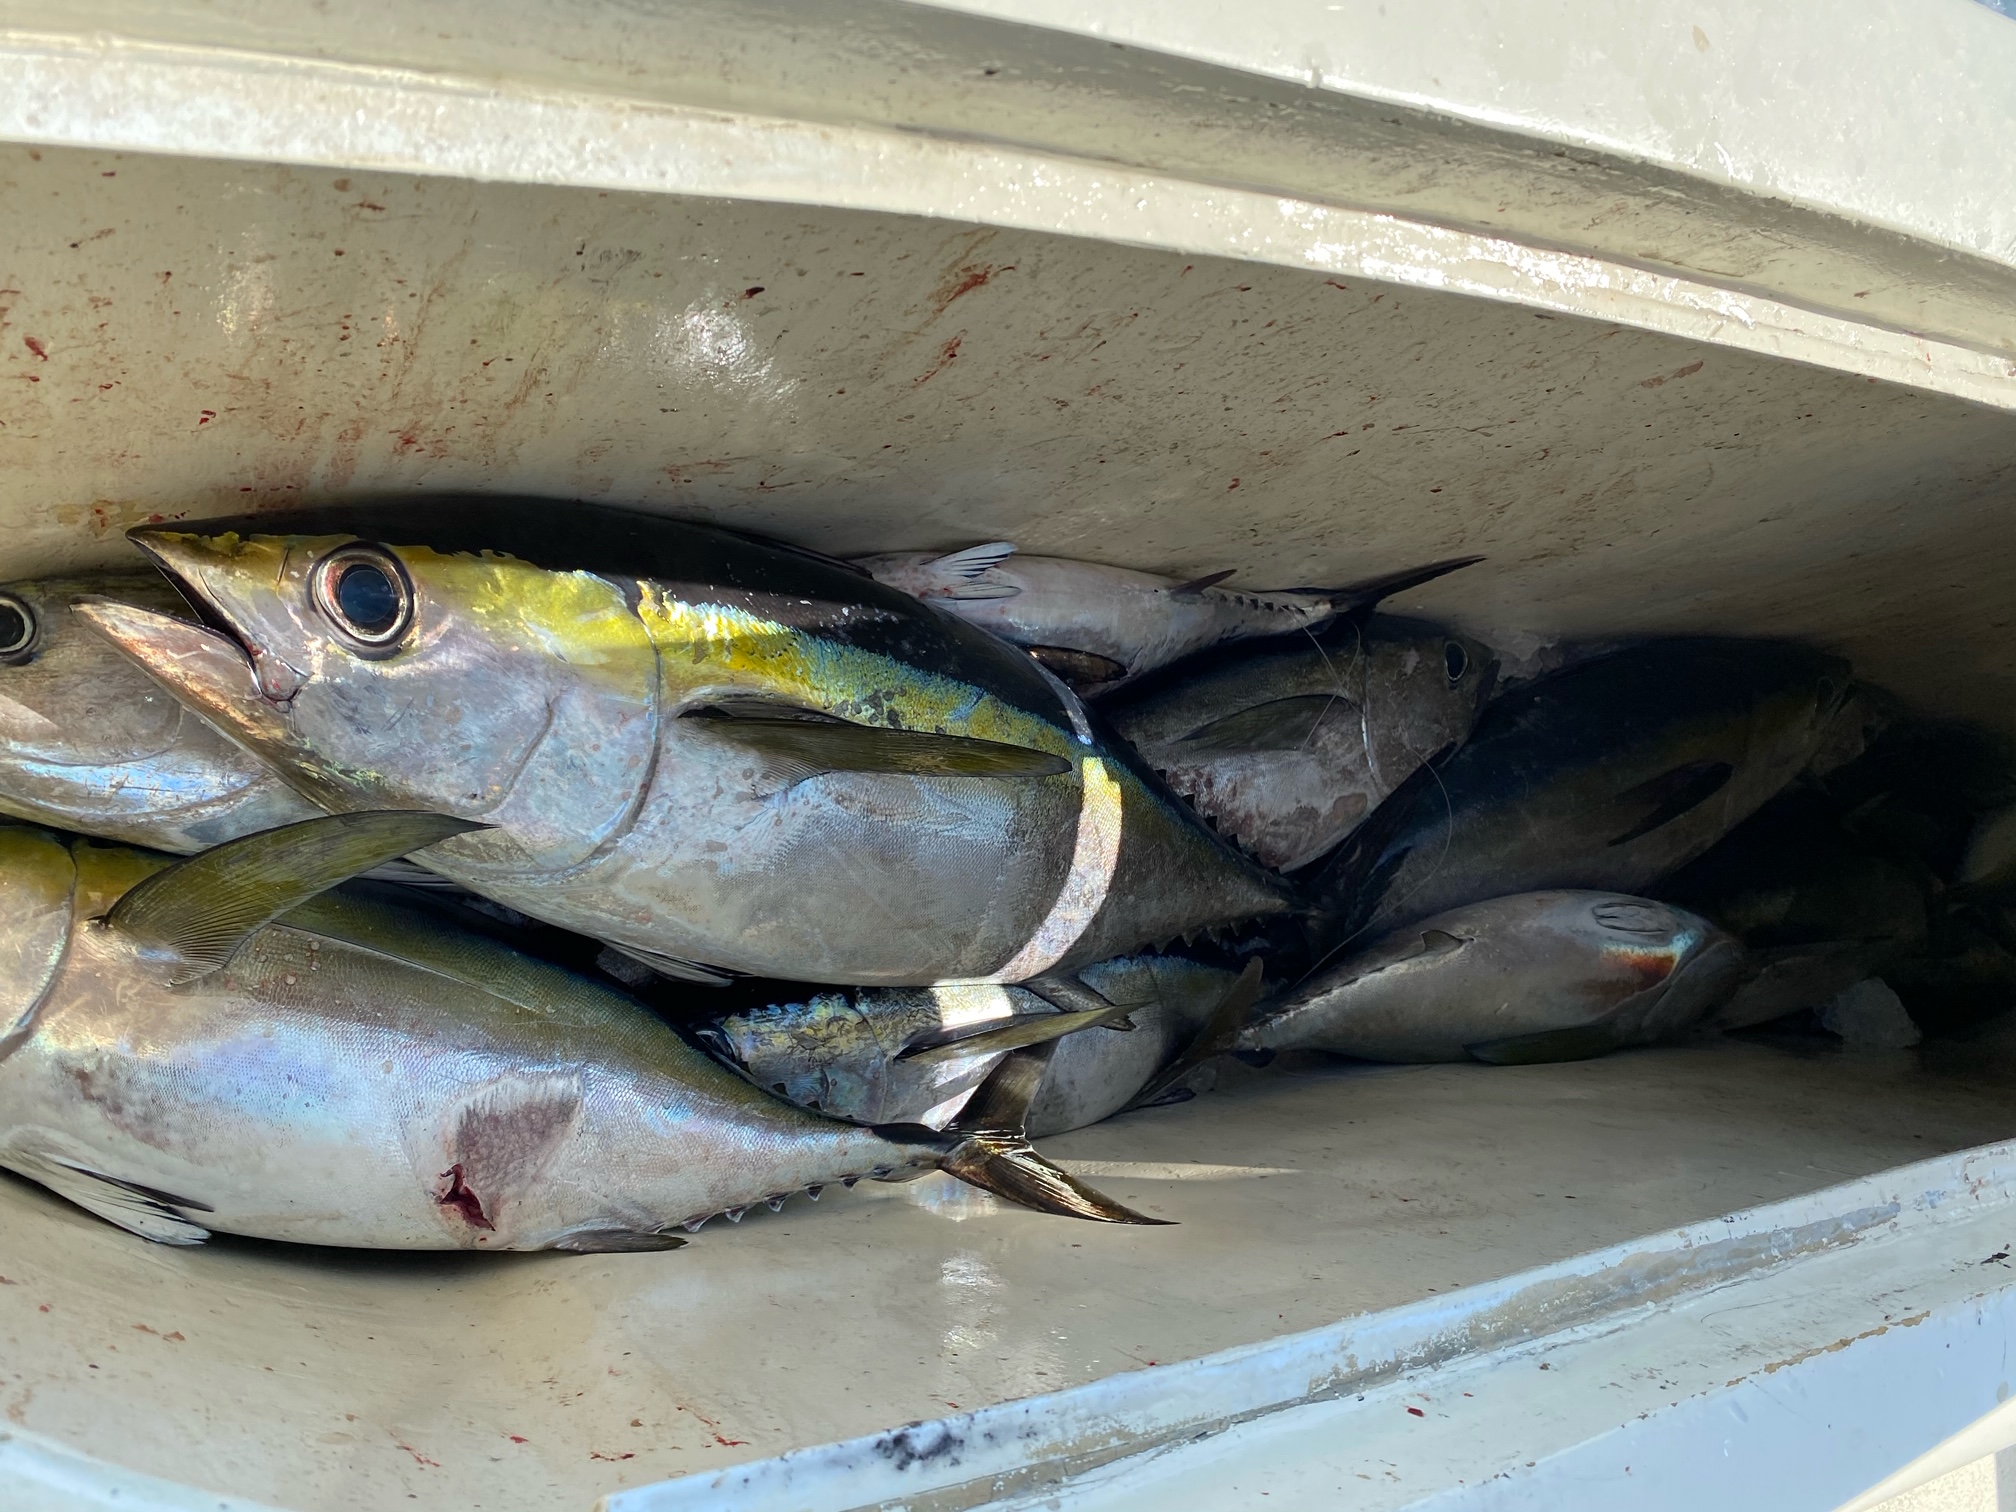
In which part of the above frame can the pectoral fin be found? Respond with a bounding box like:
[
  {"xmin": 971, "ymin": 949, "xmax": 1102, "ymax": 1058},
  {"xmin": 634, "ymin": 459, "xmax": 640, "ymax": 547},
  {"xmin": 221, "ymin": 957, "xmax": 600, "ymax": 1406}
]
[
  {"xmin": 15, "ymin": 1156, "xmax": 214, "ymax": 1244},
  {"xmin": 1178, "ymin": 694, "xmax": 1354, "ymax": 753},
  {"xmin": 104, "ymin": 810, "xmax": 487, "ymax": 984},
  {"xmin": 690, "ymin": 707, "xmax": 1070, "ymax": 780},
  {"xmin": 1608, "ymin": 760, "xmax": 1735, "ymax": 846},
  {"xmin": 900, "ymin": 1002, "xmax": 1137, "ymax": 1065},
  {"xmin": 596, "ymin": 941, "xmax": 740, "ymax": 987},
  {"xmin": 926, "ymin": 541, "xmax": 1021, "ymax": 598},
  {"xmin": 1027, "ymin": 646, "xmax": 1130, "ymax": 689}
]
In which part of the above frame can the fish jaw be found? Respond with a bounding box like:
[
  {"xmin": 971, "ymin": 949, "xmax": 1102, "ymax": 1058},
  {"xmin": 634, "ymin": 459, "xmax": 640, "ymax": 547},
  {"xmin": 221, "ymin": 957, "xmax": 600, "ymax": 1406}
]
[{"xmin": 71, "ymin": 596, "xmax": 301, "ymax": 776}]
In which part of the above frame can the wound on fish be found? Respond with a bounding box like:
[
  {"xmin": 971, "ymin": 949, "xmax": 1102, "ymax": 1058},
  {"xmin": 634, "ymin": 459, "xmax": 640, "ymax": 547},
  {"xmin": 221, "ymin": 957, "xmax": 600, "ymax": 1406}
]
[{"xmin": 436, "ymin": 1163, "xmax": 494, "ymax": 1230}]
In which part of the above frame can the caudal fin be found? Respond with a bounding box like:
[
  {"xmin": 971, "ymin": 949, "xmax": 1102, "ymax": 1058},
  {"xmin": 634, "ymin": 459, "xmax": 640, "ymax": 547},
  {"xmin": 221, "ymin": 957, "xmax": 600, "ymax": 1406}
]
[{"xmin": 922, "ymin": 1046, "xmax": 1169, "ymax": 1224}]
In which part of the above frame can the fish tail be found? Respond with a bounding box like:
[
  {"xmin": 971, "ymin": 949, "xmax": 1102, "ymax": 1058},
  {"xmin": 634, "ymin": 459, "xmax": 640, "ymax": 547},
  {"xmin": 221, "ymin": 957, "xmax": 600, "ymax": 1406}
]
[{"xmin": 888, "ymin": 1045, "xmax": 1168, "ymax": 1224}]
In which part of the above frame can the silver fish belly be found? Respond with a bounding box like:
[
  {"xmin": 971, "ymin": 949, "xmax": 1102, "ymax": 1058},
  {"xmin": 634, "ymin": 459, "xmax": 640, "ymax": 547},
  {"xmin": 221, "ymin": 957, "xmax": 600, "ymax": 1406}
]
[
  {"xmin": 1100, "ymin": 616, "xmax": 1497, "ymax": 871},
  {"xmin": 83, "ymin": 507, "xmax": 1291, "ymax": 985},
  {"xmin": 1243, "ymin": 891, "xmax": 1743, "ymax": 1063},
  {"xmin": 0, "ymin": 572, "xmax": 319, "ymax": 851}
]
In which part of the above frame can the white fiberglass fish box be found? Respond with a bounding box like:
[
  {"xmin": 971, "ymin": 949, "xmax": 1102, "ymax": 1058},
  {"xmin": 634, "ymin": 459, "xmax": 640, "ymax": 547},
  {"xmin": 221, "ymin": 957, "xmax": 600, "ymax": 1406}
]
[{"xmin": 5, "ymin": 2, "xmax": 2016, "ymax": 1509}]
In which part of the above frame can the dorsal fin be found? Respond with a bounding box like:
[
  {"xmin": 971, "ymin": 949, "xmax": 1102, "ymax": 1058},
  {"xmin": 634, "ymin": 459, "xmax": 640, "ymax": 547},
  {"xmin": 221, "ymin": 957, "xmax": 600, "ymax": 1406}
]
[
  {"xmin": 104, "ymin": 810, "xmax": 487, "ymax": 984},
  {"xmin": 1169, "ymin": 568, "xmax": 1237, "ymax": 598}
]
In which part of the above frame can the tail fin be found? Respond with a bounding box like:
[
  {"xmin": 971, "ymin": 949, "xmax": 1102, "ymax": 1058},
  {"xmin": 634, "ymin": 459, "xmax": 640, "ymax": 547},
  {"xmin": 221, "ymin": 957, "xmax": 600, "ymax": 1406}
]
[{"xmin": 925, "ymin": 1046, "xmax": 1169, "ymax": 1224}]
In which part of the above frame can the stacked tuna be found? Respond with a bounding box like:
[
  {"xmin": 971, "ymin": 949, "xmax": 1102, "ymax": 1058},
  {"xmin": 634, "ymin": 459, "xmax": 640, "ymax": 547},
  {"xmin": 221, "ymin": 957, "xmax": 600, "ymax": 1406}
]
[{"xmin": 0, "ymin": 507, "xmax": 1985, "ymax": 1254}]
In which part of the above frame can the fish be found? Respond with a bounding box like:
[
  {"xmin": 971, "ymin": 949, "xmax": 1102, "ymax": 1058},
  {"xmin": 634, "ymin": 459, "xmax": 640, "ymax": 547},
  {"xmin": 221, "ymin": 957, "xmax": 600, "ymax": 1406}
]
[
  {"xmin": 78, "ymin": 504, "xmax": 1292, "ymax": 986},
  {"xmin": 1660, "ymin": 789, "xmax": 1935, "ymax": 951},
  {"xmin": 1099, "ymin": 615, "xmax": 1498, "ymax": 871},
  {"xmin": 855, "ymin": 542, "xmax": 1481, "ymax": 694},
  {"xmin": 0, "ymin": 571, "xmax": 323, "ymax": 851},
  {"xmin": 1308, "ymin": 639, "xmax": 1854, "ymax": 950},
  {"xmin": 0, "ymin": 810, "xmax": 1155, "ymax": 1250},
  {"xmin": 697, "ymin": 952, "xmax": 1253, "ymax": 1136},
  {"xmin": 1656, "ymin": 775, "xmax": 1941, "ymax": 1030},
  {"xmin": 1239, "ymin": 891, "xmax": 1743, "ymax": 1064}
]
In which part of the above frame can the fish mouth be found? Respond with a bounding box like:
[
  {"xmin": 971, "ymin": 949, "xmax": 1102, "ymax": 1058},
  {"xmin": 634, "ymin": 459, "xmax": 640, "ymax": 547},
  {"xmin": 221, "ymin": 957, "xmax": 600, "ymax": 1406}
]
[
  {"xmin": 70, "ymin": 594, "xmax": 293, "ymax": 757},
  {"xmin": 124, "ymin": 528, "xmax": 307, "ymax": 705}
]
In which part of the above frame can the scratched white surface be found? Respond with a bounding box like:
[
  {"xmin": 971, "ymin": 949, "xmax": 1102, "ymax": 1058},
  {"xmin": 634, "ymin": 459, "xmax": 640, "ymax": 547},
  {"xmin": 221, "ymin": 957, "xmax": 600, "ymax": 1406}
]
[
  {"xmin": 3, "ymin": 1038, "xmax": 2014, "ymax": 1510},
  {"xmin": 2, "ymin": 143, "xmax": 2015, "ymax": 740}
]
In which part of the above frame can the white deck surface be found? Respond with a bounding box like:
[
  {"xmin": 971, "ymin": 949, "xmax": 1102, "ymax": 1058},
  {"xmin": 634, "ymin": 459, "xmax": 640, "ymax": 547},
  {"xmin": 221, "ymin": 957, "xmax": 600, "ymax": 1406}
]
[{"xmin": 4, "ymin": 1035, "xmax": 2013, "ymax": 1511}]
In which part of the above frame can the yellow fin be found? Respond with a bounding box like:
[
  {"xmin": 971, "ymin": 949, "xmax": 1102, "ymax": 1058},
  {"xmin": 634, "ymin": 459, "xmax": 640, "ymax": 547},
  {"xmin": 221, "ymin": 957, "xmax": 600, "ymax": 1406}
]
[{"xmin": 105, "ymin": 810, "xmax": 486, "ymax": 984}]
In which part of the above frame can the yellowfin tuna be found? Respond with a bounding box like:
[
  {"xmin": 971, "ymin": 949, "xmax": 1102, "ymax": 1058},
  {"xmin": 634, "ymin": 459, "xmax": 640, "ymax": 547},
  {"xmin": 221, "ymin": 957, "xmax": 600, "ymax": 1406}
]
[
  {"xmin": 80, "ymin": 505, "xmax": 1292, "ymax": 985},
  {"xmin": 0, "ymin": 811, "xmax": 1156, "ymax": 1249}
]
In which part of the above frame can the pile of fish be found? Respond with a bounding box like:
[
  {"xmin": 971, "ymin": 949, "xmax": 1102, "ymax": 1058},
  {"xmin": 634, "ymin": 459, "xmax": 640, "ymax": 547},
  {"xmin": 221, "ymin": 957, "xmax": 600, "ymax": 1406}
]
[{"xmin": 0, "ymin": 504, "xmax": 2003, "ymax": 1255}]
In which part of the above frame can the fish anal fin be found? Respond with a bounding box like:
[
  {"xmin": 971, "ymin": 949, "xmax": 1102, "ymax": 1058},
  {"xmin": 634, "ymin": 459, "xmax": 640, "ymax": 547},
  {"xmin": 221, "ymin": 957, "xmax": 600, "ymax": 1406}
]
[
  {"xmin": 1465, "ymin": 1024, "xmax": 1620, "ymax": 1066},
  {"xmin": 1310, "ymin": 555, "xmax": 1485, "ymax": 616},
  {"xmin": 690, "ymin": 708, "xmax": 1070, "ymax": 779},
  {"xmin": 1608, "ymin": 760, "xmax": 1735, "ymax": 846},
  {"xmin": 104, "ymin": 810, "xmax": 488, "ymax": 984},
  {"xmin": 21, "ymin": 1157, "xmax": 213, "ymax": 1245},
  {"xmin": 555, "ymin": 1228, "xmax": 687, "ymax": 1253},
  {"xmin": 1125, "ymin": 958, "xmax": 1266, "ymax": 1111}
]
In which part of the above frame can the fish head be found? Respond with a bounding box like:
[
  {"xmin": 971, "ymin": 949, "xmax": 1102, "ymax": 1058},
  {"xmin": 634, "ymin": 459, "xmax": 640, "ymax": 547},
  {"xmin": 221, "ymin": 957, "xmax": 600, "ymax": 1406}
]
[
  {"xmin": 0, "ymin": 573, "xmax": 193, "ymax": 761},
  {"xmin": 1359, "ymin": 617, "xmax": 1499, "ymax": 785},
  {"xmin": 0, "ymin": 572, "xmax": 278, "ymax": 838},
  {"xmin": 83, "ymin": 528, "xmax": 660, "ymax": 864}
]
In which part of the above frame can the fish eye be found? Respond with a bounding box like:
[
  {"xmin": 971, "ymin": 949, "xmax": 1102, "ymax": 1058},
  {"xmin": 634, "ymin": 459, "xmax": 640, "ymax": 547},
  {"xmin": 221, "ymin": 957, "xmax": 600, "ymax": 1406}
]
[
  {"xmin": 1443, "ymin": 642, "xmax": 1468, "ymax": 683},
  {"xmin": 0, "ymin": 593, "xmax": 40, "ymax": 665},
  {"xmin": 310, "ymin": 544, "xmax": 413, "ymax": 653}
]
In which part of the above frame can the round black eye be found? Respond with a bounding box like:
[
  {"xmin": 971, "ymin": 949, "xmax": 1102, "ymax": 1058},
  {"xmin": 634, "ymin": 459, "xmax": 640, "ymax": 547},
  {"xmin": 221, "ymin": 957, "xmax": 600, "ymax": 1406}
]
[
  {"xmin": 0, "ymin": 594, "xmax": 39, "ymax": 664},
  {"xmin": 336, "ymin": 563, "xmax": 400, "ymax": 633},
  {"xmin": 311, "ymin": 544, "xmax": 413, "ymax": 652},
  {"xmin": 1443, "ymin": 642, "xmax": 1468, "ymax": 683}
]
